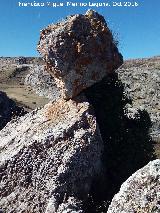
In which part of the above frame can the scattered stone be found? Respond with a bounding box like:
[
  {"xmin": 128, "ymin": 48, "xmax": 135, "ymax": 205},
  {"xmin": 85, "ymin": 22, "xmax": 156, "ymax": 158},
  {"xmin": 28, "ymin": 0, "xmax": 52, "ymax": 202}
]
[
  {"xmin": 38, "ymin": 10, "xmax": 123, "ymax": 99},
  {"xmin": 107, "ymin": 159, "xmax": 160, "ymax": 213}
]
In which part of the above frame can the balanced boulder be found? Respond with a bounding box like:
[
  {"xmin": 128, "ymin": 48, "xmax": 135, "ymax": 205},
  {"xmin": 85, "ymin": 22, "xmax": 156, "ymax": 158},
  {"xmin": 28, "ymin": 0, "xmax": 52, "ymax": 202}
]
[{"xmin": 38, "ymin": 10, "xmax": 123, "ymax": 99}]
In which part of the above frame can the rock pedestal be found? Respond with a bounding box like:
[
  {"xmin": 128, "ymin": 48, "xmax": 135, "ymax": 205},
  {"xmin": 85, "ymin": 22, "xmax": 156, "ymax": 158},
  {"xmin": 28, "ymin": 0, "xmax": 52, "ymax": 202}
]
[{"xmin": 0, "ymin": 96, "xmax": 103, "ymax": 212}]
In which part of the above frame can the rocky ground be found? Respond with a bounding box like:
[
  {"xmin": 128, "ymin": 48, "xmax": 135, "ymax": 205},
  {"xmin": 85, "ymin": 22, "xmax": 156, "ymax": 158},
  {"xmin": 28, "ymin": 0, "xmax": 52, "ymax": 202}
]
[{"xmin": 117, "ymin": 56, "xmax": 160, "ymax": 157}]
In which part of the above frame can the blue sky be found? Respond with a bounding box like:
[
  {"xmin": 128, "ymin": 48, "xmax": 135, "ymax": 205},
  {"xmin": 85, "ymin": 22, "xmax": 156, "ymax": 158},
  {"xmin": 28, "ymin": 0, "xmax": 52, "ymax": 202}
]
[{"xmin": 0, "ymin": 0, "xmax": 160, "ymax": 59}]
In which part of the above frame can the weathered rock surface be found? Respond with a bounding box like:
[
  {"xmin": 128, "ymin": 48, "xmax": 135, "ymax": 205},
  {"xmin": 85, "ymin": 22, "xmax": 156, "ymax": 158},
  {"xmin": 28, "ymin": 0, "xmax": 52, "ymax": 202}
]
[
  {"xmin": 0, "ymin": 91, "xmax": 25, "ymax": 130},
  {"xmin": 25, "ymin": 65, "xmax": 61, "ymax": 100},
  {"xmin": 38, "ymin": 10, "xmax": 123, "ymax": 99},
  {"xmin": 118, "ymin": 57, "xmax": 160, "ymax": 143},
  {"xmin": 0, "ymin": 96, "xmax": 103, "ymax": 212},
  {"xmin": 107, "ymin": 159, "xmax": 160, "ymax": 213}
]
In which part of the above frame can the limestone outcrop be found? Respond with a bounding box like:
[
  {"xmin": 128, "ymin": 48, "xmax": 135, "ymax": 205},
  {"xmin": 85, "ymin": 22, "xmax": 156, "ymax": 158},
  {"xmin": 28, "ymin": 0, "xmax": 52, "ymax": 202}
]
[
  {"xmin": 38, "ymin": 10, "xmax": 123, "ymax": 99},
  {"xmin": 25, "ymin": 65, "xmax": 61, "ymax": 100},
  {"xmin": 107, "ymin": 160, "xmax": 160, "ymax": 213},
  {"xmin": 0, "ymin": 57, "xmax": 43, "ymax": 66},
  {"xmin": 117, "ymin": 57, "xmax": 160, "ymax": 143},
  {"xmin": 0, "ymin": 96, "xmax": 103, "ymax": 212}
]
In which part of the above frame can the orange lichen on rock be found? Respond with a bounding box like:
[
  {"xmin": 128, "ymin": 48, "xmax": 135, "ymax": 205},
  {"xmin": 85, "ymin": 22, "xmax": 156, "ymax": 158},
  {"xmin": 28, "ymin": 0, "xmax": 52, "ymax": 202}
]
[{"xmin": 45, "ymin": 99, "xmax": 70, "ymax": 121}]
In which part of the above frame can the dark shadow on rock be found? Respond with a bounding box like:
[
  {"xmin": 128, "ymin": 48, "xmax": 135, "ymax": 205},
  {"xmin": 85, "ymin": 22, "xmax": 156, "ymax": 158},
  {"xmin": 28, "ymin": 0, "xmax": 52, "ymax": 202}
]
[
  {"xmin": 83, "ymin": 73, "xmax": 156, "ymax": 212},
  {"xmin": 0, "ymin": 91, "xmax": 27, "ymax": 130}
]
